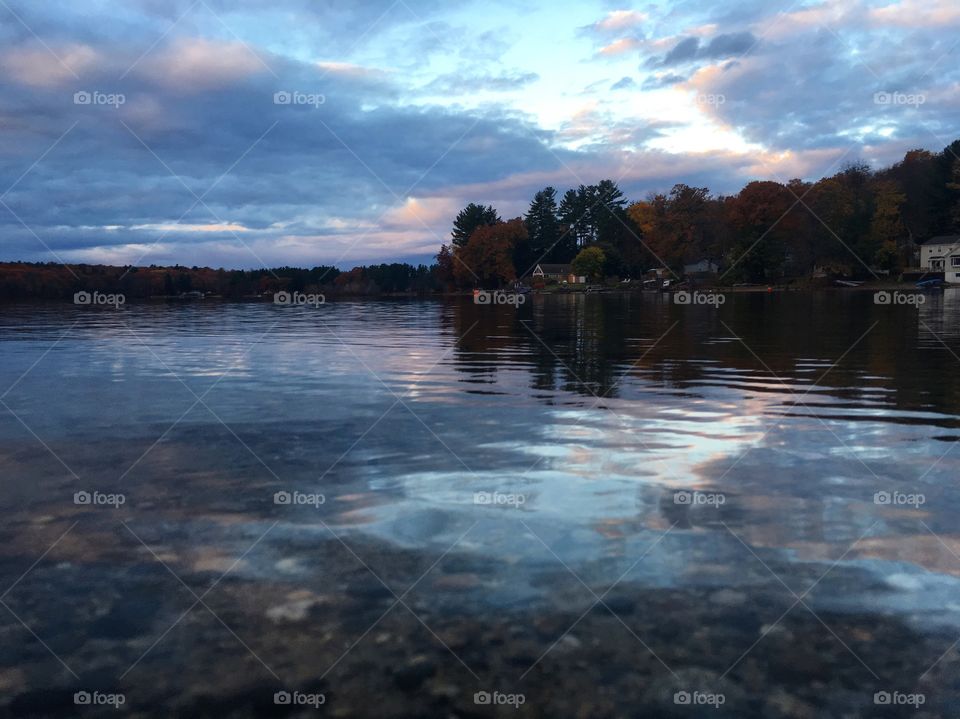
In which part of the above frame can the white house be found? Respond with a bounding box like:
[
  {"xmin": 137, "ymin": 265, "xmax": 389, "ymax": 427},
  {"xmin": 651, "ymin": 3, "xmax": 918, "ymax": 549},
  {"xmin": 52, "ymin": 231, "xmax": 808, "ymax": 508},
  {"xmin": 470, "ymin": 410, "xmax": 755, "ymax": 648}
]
[
  {"xmin": 683, "ymin": 259, "xmax": 719, "ymax": 275},
  {"xmin": 531, "ymin": 264, "xmax": 586, "ymax": 284},
  {"xmin": 919, "ymin": 236, "xmax": 960, "ymax": 282}
]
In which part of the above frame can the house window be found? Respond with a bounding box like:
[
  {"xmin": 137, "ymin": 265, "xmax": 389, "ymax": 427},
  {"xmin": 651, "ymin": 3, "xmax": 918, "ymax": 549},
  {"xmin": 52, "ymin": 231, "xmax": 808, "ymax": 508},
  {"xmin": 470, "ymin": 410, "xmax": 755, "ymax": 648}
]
[
  {"xmin": 932, "ymin": 259, "xmax": 944, "ymax": 270},
  {"xmin": 952, "ymin": 257, "xmax": 960, "ymax": 268}
]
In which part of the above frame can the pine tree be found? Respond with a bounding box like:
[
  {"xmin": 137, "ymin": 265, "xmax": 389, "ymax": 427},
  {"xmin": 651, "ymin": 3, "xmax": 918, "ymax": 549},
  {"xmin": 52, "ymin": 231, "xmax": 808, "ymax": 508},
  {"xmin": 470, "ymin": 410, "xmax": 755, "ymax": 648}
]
[
  {"xmin": 523, "ymin": 187, "xmax": 562, "ymax": 270},
  {"xmin": 451, "ymin": 203, "xmax": 500, "ymax": 247}
]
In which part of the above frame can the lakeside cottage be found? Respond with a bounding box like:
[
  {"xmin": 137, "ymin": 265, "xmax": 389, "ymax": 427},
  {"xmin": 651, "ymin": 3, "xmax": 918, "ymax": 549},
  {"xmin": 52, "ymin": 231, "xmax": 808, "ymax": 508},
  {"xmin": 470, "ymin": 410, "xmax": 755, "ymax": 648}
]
[
  {"xmin": 683, "ymin": 259, "xmax": 719, "ymax": 276},
  {"xmin": 919, "ymin": 236, "xmax": 960, "ymax": 282},
  {"xmin": 531, "ymin": 264, "xmax": 585, "ymax": 284}
]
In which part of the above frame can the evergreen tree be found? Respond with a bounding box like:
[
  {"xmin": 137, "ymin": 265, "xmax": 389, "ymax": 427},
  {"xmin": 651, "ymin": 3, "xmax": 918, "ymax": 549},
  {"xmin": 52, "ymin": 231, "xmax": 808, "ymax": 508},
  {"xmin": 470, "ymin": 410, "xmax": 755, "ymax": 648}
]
[
  {"xmin": 523, "ymin": 187, "xmax": 562, "ymax": 270},
  {"xmin": 451, "ymin": 203, "xmax": 500, "ymax": 247}
]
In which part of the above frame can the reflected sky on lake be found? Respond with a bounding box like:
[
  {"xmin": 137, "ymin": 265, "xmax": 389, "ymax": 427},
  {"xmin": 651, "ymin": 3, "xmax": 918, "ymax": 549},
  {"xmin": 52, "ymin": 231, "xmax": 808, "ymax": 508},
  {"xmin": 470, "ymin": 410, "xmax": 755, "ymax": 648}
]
[{"xmin": 2, "ymin": 291, "xmax": 960, "ymax": 628}]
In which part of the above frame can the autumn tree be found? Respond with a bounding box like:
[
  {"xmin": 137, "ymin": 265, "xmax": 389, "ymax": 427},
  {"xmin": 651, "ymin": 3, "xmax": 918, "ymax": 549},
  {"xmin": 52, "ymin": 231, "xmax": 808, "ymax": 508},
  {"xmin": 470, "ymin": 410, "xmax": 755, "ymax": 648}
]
[
  {"xmin": 453, "ymin": 219, "xmax": 526, "ymax": 289},
  {"xmin": 726, "ymin": 181, "xmax": 795, "ymax": 282},
  {"xmin": 869, "ymin": 180, "xmax": 907, "ymax": 270}
]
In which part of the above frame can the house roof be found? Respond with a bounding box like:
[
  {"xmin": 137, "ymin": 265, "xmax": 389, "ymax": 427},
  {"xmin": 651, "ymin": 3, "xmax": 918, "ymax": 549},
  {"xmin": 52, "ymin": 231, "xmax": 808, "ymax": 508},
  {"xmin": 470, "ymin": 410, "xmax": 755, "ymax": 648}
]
[
  {"xmin": 535, "ymin": 264, "xmax": 572, "ymax": 273},
  {"xmin": 920, "ymin": 235, "xmax": 960, "ymax": 246}
]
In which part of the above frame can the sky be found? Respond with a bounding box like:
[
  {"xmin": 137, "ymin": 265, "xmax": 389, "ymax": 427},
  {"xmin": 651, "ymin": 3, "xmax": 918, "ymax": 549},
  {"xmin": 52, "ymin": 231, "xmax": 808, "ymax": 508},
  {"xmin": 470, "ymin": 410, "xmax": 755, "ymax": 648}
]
[{"xmin": 0, "ymin": 0, "xmax": 958, "ymax": 269}]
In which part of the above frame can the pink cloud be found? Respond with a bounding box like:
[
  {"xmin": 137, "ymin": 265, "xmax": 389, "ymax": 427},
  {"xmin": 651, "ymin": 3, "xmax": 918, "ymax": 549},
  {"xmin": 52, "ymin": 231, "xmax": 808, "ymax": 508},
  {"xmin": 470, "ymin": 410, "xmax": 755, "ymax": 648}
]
[
  {"xmin": 1, "ymin": 43, "xmax": 100, "ymax": 87},
  {"xmin": 598, "ymin": 38, "xmax": 644, "ymax": 57},
  {"xmin": 869, "ymin": 0, "xmax": 960, "ymax": 28},
  {"xmin": 760, "ymin": 0, "xmax": 860, "ymax": 40},
  {"xmin": 594, "ymin": 10, "xmax": 648, "ymax": 32},
  {"xmin": 138, "ymin": 37, "xmax": 270, "ymax": 92}
]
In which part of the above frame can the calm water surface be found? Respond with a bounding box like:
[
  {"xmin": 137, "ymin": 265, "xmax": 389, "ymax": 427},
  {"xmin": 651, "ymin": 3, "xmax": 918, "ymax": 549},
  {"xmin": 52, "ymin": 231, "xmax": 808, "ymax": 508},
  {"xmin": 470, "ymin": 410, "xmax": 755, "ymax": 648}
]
[{"xmin": 2, "ymin": 291, "xmax": 960, "ymax": 715}]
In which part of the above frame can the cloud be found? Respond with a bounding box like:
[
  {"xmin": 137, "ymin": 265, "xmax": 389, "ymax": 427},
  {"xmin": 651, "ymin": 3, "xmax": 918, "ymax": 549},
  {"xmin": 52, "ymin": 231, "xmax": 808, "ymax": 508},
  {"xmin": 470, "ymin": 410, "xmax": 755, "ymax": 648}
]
[
  {"xmin": 642, "ymin": 73, "xmax": 688, "ymax": 89},
  {"xmin": 760, "ymin": 0, "xmax": 857, "ymax": 41},
  {"xmin": 129, "ymin": 222, "xmax": 252, "ymax": 233},
  {"xmin": 590, "ymin": 10, "xmax": 648, "ymax": 33},
  {"xmin": 611, "ymin": 77, "xmax": 636, "ymax": 91},
  {"xmin": 597, "ymin": 38, "xmax": 644, "ymax": 57},
  {"xmin": 586, "ymin": 9, "xmax": 649, "ymax": 58},
  {"xmin": 1, "ymin": 44, "xmax": 101, "ymax": 88},
  {"xmin": 315, "ymin": 61, "xmax": 386, "ymax": 79},
  {"xmin": 423, "ymin": 70, "xmax": 539, "ymax": 94},
  {"xmin": 648, "ymin": 31, "xmax": 758, "ymax": 67},
  {"xmin": 137, "ymin": 38, "xmax": 272, "ymax": 92},
  {"xmin": 869, "ymin": 0, "xmax": 960, "ymax": 28}
]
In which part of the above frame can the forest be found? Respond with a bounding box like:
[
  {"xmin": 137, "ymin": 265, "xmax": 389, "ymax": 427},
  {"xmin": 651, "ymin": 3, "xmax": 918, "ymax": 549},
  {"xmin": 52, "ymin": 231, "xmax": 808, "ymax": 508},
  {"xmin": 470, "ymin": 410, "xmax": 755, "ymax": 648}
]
[{"xmin": 437, "ymin": 139, "xmax": 960, "ymax": 288}]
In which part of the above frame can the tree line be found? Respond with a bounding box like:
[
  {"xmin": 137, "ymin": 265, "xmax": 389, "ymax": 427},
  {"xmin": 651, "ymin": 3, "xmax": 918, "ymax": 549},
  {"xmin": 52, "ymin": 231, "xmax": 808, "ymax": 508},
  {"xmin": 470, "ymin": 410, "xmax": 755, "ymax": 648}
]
[
  {"xmin": 0, "ymin": 262, "xmax": 438, "ymax": 300},
  {"xmin": 437, "ymin": 138, "xmax": 960, "ymax": 287}
]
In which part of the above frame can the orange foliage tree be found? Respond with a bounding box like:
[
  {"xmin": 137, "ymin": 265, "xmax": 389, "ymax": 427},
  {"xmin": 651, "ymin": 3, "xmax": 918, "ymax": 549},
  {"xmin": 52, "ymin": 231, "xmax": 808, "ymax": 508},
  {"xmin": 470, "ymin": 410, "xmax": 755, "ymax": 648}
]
[{"xmin": 453, "ymin": 218, "xmax": 527, "ymax": 289}]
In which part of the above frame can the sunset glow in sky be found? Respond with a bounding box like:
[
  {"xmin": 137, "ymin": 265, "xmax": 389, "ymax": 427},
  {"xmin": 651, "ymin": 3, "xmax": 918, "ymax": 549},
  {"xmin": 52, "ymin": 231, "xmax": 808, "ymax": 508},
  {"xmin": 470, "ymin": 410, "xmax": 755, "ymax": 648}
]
[{"xmin": 1, "ymin": 0, "xmax": 958, "ymax": 267}]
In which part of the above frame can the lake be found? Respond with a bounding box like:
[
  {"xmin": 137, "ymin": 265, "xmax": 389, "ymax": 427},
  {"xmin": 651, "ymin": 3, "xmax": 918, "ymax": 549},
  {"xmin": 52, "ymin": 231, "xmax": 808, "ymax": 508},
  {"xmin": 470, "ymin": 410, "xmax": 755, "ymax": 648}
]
[{"xmin": 1, "ymin": 291, "xmax": 959, "ymax": 717}]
